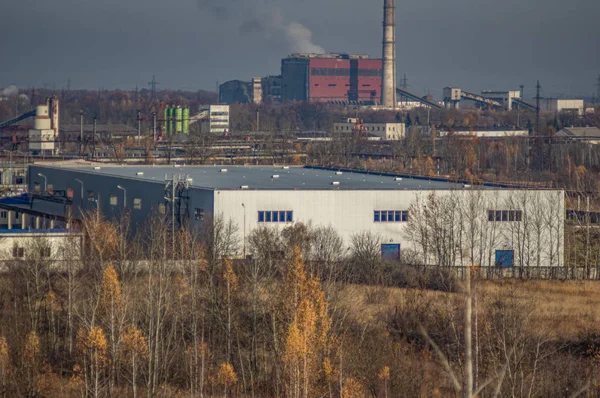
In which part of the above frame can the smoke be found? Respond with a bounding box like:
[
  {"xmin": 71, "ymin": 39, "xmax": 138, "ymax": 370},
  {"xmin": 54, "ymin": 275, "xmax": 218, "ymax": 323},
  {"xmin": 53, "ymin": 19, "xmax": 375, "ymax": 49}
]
[
  {"xmin": 2, "ymin": 85, "xmax": 18, "ymax": 97},
  {"xmin": 198, "ymin": 0, "xmax": 324, "ymax": 54},
  {"xmin": 285, "ymin": 22, "xmax": 325, "ymax": 54}
]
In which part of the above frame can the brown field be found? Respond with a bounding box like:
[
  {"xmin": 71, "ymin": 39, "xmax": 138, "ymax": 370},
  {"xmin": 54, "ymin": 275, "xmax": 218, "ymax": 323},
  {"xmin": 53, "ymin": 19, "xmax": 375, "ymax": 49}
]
[{"xmin": 338, "ymin": 279, "xmax": 600, "ymax": 340}]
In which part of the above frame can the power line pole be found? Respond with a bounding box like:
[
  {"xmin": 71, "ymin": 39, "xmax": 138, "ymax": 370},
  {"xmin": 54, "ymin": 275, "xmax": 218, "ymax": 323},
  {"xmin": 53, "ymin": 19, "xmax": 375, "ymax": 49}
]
[
  {"xmin": 596, "ymin": 74, "xmax": 600, "ymax": 104},
  {"xmin": 400, "ymin": 73, "xmax": 408, "ymax": 89},
  {"xmin": 535, "ymin": 80, "xmax": 542, "ymax": 134},
  {"xmin": 148, "ymin": 75, "xmax": 160, "ymax": 98}
]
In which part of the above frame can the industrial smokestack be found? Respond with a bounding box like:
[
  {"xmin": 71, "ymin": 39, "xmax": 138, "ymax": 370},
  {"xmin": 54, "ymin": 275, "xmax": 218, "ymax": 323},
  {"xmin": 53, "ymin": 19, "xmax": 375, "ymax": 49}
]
[{"xmin": 381, "ymin": 0, "xmax": 396, "ymax": 108}]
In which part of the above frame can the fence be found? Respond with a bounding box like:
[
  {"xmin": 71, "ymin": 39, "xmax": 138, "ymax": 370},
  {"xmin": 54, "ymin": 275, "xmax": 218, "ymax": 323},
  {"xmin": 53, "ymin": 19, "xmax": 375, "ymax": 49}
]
[{"xmin": 415, "ymin": 265, "xmax": 600, "ymax": 280}]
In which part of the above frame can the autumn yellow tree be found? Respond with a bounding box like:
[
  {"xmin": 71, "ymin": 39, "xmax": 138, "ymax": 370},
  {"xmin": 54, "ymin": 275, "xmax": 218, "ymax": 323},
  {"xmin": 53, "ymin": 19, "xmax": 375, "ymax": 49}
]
[
  {"xmin": 216, "ymin": 362, "xmax": 237, "ymax": 398},
  {"xmin": 23, "ymin": 331, "xmax": 40, "ymax": 396},
  {"xmin": 340, "ymin": 377, "xmax": 363, "ymax": 398},
  {"xmin": 378, "ymin": 366, "xmax": 390, "ymax": 398},
  {"xmin": 98, "ymin": 264, "xmax": 125, "ymax": 395},
  {"xmin": 280, "ymin": 246, "xmax": 333, "ymax": 398},
  {"xmin": 0, "ymin": 336, "xmax": 10, "ymax": 393},
  {"xmin": 76, "ymin": 326, "xmax": 108, "ymax": 397},
  {"xmin": 120, "ymin": 326, "xmax": 148, "ymax": 398},
  {"xmin": 222, "ymin": 258, "xmax": 238, "ymax": 362}
]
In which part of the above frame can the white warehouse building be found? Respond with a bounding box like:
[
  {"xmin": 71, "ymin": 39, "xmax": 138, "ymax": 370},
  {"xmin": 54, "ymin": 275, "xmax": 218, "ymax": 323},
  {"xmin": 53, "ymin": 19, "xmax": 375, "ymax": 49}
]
[
  {"xmin": 26, "ymin": 164, "xmax": 565, "ymax": 268},
  {"xmin": 333, "ymin": 118, "xmax": 405, "ymax": 140}
]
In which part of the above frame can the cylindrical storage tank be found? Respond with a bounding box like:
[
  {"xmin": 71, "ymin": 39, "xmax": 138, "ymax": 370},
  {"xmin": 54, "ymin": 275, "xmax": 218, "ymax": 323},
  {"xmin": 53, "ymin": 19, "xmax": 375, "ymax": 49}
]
[
  {"xmin": 34, "ymin": 105, "xmax": 51, "ymax": 130},
  {"xmin": 182, "ymin": 108, "xmax": 190, "ymax": 134},
  {"xmin": 163, "ymin": 107, "xmax": 169, "ymax": 134},
  {"xmin": 175, "ymin": 107, "xmax": 183, "ymax": 134},
  {"xmin": 165, "ymin": 107, "xmax": 173, "ymax": 135}
]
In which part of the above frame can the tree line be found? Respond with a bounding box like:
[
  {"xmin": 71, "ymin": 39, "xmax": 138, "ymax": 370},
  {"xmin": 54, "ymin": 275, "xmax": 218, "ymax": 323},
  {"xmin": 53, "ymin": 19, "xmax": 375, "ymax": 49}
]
[{"xmin": 0, "ymin": 192, "xmax": 598, "ymax": 396}]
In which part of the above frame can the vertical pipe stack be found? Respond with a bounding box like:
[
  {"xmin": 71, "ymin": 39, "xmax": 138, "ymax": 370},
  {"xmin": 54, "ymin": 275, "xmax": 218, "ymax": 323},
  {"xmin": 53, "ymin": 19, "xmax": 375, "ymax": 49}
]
[{"xmin": 381, "ymin": 0, "xmax": 396, "ymax": 108}]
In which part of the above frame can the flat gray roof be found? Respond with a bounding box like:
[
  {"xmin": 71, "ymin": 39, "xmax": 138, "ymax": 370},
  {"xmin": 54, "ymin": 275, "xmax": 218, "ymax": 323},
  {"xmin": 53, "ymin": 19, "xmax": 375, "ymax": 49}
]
[{"xmin": 34, "ymin": 164, "xmax": 471, "ymax": 190}]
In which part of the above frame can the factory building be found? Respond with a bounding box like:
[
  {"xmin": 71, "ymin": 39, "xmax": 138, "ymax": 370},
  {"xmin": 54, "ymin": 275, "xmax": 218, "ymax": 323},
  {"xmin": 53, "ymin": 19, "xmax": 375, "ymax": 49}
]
[
  {"xmin": 439, "ymin": 127, "xmax": 529, "ymax": 138},
  {"xmin": 25, "ymin": 164, "xmax": 564, "ymax": 268},
  {"xmin": 28, "ymin": 98, "xmax": 60, "ymax": 155},
  {"xmin": 281, "ymin": 53, "xmax": 383, "ymax": 104},
  {"xmin": 198, "ymin": 105, "xmax": 230, "ymax": 134},
  {"xmin": 542, "ymin": 99, "xmax": 585, "ymax": 116},
  {"xmin": 219, "ymin": 76, "xmax": 282, "ymax": 105},
  {"xmin": 219, "ymin": 80, "xmax": 252, "ymax": 104},
  {"xmin": 333, "ymin": 118, "xmax": 405, "ymax": 140},
  {"xmin": 481, "ymin": 90, "xmax": 522, "ymax": 111}
]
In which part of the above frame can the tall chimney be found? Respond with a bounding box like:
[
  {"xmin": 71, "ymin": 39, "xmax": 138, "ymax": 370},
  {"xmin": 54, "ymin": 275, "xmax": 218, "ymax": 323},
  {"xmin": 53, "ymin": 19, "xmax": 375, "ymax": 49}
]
[{"xmin": 381, "ymin": 0, "xmax": 396, "ymax": 108}]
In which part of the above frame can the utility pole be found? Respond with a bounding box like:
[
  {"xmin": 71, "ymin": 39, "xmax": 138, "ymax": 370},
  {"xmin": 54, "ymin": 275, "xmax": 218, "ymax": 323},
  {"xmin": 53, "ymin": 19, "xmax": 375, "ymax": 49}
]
[
  {"xmin": 148, "ymin": 75, "xmax": 160, "ymax": 98},
  {"xmin": 596, "ymin": 74, "xmax": 600, "ymax": 105},
  {"xmin": 256, "ymin": 108, "xmax": 260, "ymax": 131},
  {"xmin": 400, "ymin": 73, "xmax": 408, "ymax": 89},
  {"xmin": 79, "ymin": 111, "xmax": 84, "ymax": 154},
  {"xmin": 535, "ymin": 80, "xmax": 542, "ymax": 134},
  {"xmin": 92, "ymin": 116, "xmax": 97, "ymax": 160},
  {"xmin": 152, "ymin": 112, "xmax": 157, "ymax": 139},
  {"xmin": 137, "ymin": 110, "xmax": 141, "ymax": 140}
]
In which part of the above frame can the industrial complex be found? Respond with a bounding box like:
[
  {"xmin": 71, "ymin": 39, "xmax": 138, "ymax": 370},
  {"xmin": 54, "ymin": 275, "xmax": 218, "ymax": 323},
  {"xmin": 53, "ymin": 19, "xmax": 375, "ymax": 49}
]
[{"xmin": 0, "ymin": 163, "xmax": 557, "ymax": 268}]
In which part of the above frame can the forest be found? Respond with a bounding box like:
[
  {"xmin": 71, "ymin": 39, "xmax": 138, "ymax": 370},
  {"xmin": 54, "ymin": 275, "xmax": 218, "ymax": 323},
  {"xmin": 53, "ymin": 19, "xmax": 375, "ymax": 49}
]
[{"xmin": 0, "ymin": 192, "xmax": 599, "ymax": 397}]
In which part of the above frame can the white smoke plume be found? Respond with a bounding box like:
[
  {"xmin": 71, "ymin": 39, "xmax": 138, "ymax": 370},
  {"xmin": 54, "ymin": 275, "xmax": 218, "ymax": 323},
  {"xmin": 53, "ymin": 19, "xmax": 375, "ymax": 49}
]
[
  {"xmin": 285, "ymin": 22, "xmax": 325, "ymax": 54},
  {"xmin": 199, "ymin": 0, "xmax": 324, "ymax": 54},
  {"xmin": 2, "ymin": 85, "xmax": 18, "ymax": 97}
]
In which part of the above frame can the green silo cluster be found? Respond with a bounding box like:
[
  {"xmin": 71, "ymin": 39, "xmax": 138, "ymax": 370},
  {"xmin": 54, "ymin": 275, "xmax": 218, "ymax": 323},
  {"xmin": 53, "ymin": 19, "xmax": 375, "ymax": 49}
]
[{"xmin": 163, "ymin": 105, "xmax": 190, "ymax": 135}]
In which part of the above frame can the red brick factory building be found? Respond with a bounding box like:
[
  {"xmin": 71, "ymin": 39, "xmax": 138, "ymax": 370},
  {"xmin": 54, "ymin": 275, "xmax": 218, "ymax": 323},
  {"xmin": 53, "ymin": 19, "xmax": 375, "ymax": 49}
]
[{"xmin": 281, "ymin": 53, "xmax": 383, "ymax": 104}]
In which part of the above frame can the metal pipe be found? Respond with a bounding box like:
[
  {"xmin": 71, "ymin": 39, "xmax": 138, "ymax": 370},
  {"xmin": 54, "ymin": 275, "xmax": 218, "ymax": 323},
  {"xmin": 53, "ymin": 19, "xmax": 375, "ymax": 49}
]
[
  {"xmin": 74, "ymin": 178, "xmax": 84, "ymax": 200},
  {"xmin": 117, "ymin": 185, "xmax": 126, "ymax": 208},
  {"xmin": 38, "ymin": 172, "xmax": 47, "ymax": 191},
  {"xmin": 242, "ymin": 203, "xmax": 246, "ymax": 258},
  {"xmin": 381, "ymin": 0, "xmax": 396, "ymax": 108}
]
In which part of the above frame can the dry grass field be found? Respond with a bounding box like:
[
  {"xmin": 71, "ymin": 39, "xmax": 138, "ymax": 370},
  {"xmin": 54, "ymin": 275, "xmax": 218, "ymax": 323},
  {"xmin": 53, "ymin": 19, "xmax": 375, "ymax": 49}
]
[{"xmin": 338, "ymin": 279, "xmax": 600, "ymax": 340}]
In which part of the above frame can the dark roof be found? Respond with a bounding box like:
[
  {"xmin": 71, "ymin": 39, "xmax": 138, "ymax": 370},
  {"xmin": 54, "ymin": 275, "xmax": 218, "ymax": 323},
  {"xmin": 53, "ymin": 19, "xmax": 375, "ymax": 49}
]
[
  {"xmin": 556, "ymin": 127, "xmax": 600, "ymax": 138},
  {"xmin": 35, "ymin": 165, "xmax": 469, "ymax": 191}
]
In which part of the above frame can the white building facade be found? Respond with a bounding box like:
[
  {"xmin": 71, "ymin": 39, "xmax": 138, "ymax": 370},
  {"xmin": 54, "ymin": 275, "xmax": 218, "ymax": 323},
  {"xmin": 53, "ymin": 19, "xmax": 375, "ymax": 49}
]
[
  {"xmin": 199, "ymin": 105, "xmax": 230, "ymax": 134},
  {"xmin": 543, "ymin": 99, "xmax": 584, "ymax": 116},
  {"xmin": 333, "ymin": 118, "xmax": 405, "ymax": 140},
  {"xmin": 28, "ymin": 165, "xmax": 565, "ymax": 269}
]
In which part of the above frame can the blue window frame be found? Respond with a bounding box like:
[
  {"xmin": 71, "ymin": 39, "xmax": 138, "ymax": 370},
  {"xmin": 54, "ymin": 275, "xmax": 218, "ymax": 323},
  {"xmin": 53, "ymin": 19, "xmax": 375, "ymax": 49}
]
[
  {"xmin": 374, "ymin": 210, "xmax": 408, "ymax": 223},
  {"xmin": 489, "ymin": 210, "xmax": 522, "ymax": 222},
  {"xmin": 495, "ymin": 250, "xmax": 514, "ymax": 267},
  {"xmin": 258, "ymin": 210, "xmax": 294, "ymax": 223}
]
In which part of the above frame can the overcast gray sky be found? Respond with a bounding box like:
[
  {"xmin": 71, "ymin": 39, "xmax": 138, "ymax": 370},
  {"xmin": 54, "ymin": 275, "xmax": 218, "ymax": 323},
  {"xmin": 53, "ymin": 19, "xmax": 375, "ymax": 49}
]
[{"xmin": 1, "ymin": 0, "xmax": 598, "ymax": 99}]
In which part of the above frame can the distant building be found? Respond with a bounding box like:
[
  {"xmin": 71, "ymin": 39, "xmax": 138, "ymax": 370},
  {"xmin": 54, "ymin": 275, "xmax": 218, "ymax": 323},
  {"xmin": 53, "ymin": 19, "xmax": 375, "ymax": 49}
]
[
  {"xmin": 219, "ymin": 80, "xmax": 252, "ymax": 104},
  {"xmin": 281, "ymin": 53, "xmax": 382, "ymax": 104},
  {"xmin": 333, "ymin": 118, "xmax": 405, "ymax": 140},
  {"xmin": 219, "ymin": 76, "xmax": 282, "ymax": 105},
  {"xmin": 25, "ymin": 164, "xmax": 565, "ymax": 267},
  {"xmin": 198, "ymin": 105, "xmax": 230, "ymax": 134},
  {"xmin": 28, "ymin": 104, "xmax": 58, "ymax": 155},
  {"xmin": 543, "ymin": 99, "xmax": 584, "ymax": 116},
  {"xmin": 556, "ymin": 127, "xmax": 600, "ymax": 144},
  {"xmin": 481, "ymin": 90, "xmax": 522, "ymax": 110},
  {"xmin": 439, "ymin": 127, "xmax": 529, "ymax": 138},
  {"xmin": 252, "ymin": 78, "xmax": 262, "ymax": 104}
]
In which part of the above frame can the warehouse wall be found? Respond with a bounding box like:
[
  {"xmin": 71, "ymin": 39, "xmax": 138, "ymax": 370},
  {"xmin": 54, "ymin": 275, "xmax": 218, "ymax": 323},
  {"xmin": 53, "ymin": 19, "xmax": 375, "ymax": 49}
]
[{"xmin": 215, "ymin": 188, "xmax": 565, "ymax": 267}]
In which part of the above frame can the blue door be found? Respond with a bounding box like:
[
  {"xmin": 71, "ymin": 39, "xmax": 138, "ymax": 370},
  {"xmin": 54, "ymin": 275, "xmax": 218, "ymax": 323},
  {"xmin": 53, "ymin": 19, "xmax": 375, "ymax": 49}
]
[
  {"xmin": 381, "ymin": 244, "xmax": 400, "ymax": 261},
  {"xmin": 495, "ymin": 250, "xmax": 514, "ymax": 267}
]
